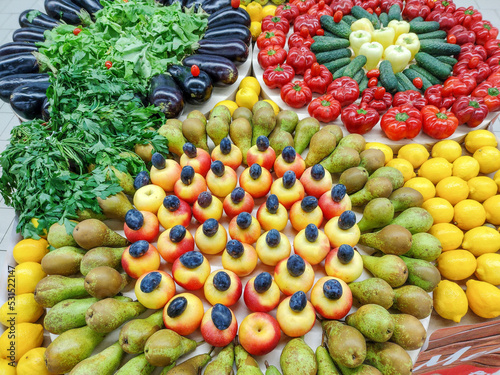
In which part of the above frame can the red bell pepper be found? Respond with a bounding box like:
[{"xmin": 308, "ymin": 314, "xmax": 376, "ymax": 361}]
[
  {"xmin": 441, "ymin": 74, "xmax": 477, "ymax": 98},
  {"xmin": 424, "ymin": 84, "xmax": 456, "ymax": 109},
  {"xmin": 485, "ymin": 39, "xmax": 500, "ymax": 57},
  {"xmin": 275, "ymin": 3, "xmax": 300, "ymax": 24},
  {"xmin": 327, "ymin": 77, "xmax": 360, "ymax": 107},
  {"xmin": 448, "ymin": 25, "xmax": 476, "ymax": 45},
  {"xmin": 291, "ymin": 0, "xmax": 316, "ymax": 15},
  {"xmin": 425, "ymin": 10, "xmax": 457, "ymax": 31},
  {"xmin": 451, "ymin": 96, "xmax": 489, "ymax": 127},
  {"xmin": 471, "ymin": 20, "xmax": 499, "ymax": 46},
  {"xmin": 258, "ymin": 45, "xmax": 288, "ymax": 70},
  {"xmin": 256, "ymin": 30, "xmax": 287, "ymax": 49},
  {"xmin": 472, "ymin": 81, "xmax": 500, "ymax": 112},
  {"xmin": 487, "ymin": 51, "xmax": 500, "ymax": 73},
  {"xmin": 307, "ymin": 0, "xmax": 334, "ymax": 20},
  {"xmin": 288, "ymin": 27, "xmax": 315, "ymax": 49},
  {"xmin": 361, "ymin": 87, "xmax": 393, "ymax": 114},
  {"xmin": 281, "ymin": 80, "xmax": 313, "ymax": 108},
  {"xmin": 330, "ymin": 0, "xmax": 353, "ymax": 14},
  {"xmin": 341, "ymin": 103, "xmax": 380, "ymax": 135},
  {"xmin": 308, "ymin": 94, "xmax": 342, "ymax": 122},
  {"xmin": 433, "ymin": 0, "xmax": 456, "ymax": 14},
  {"xmin": 380, "ymin": 0, "xmax": 403, "ymax": 13},
  {"xmin": 293, "ymin": 14, "xmax": 321, "ymax": 36},
  {"xmin": 353, "ymin": 0, "xmax": 380, "ymax": 10},
  {"xmin": 458, "ymin": 43, "xmax": 487, "ymax": 61},
  {"xmin": 487, "ymin": 71, "xmax": 500, "ymax": 85},
  {"xmin": 453, "ymin": 59, "xmax": 491, "ymax": 83},
  {"xmin": 393, "ymin": 90, "xmax": 428, "ymax": 110},
  {"xmin": 380, "ymin": 105, "xmax": 423, "ymax": 140},
  {"xmin": 403, "ymin": 0, "xmax": 431, "ymax": 21},
  {"xmin": 261, "ymin": 16, "xmax": 290, "ymax": 34},
  {"xmin": 263, "ymin": 64, "xmax": 296, "ymax": 89},
  {"xmin": 286, "ymin": 46, "xmax": 317, "ymax": 75},
  {"xmin": 454, "ymin": 6, "xmax": 482, "ymax": 29},
  {"xmin": 303, "ymin": 63, "xmax": 333, "ymax": 94},
  {"xmin": 421, "ymin": 105, "xmax": 459, "ymax": 139}
]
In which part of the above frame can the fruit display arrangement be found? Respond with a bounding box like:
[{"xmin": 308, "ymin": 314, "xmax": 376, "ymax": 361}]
[{"xmin": 254, "ymin": 0, "xmax": 500, "ymax": 141}]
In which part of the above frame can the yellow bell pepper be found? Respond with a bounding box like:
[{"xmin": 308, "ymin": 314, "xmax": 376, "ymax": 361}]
[
  {"xmin": 358, "ymin": 42, "xmax": 384, "ymax": 70},
  {"xmin": 395, "ymin": 33, "xmax": 420, "ymax": 60},
  {"xmin": 371, "ymin": 27, "xmax": 396, "ymax": 51},
  {"xmin": 349, "ymin": 30, "xmax": 372, "ymax": 56},
  {"xmin": 383, "ymin": 45, "xmax": 412, "ymax": 73},
  {"xmin": 351, "ymin": 18, "xmax": 374, "ymax": 33},
  {"xmin": 387, "ymin": 20, "xmax": 410, "ymax": 41}
]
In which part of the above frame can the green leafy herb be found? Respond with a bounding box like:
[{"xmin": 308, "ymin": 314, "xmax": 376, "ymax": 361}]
[{"xmin": 26, "ymin": 10, "xmax": 42, "ymax": 23}]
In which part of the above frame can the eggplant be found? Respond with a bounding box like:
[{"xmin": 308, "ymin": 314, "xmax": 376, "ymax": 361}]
[
  {"xmin": 13, "ymin": 27, "xmax": 46, "ymax": 43},
  {"xmin": 149, "ymin": 74, "xmax": 184, "ymax": 118},
  {"xmin": 0, "ymin": 42, "xmax": 37, "ymax": 58},
  {"xmin": 183, "ymin": 54, "xmax": 238, "ymax": 86},
  {"xmin": 199, "ymin": 0, "xmax": 231, "ymax": 14},
  {"xmin": 0, "ymin": 54, "xmax": 39, "ymax": 80},
  {"xmin": 19, "ymin": 9, "xmax": 59, "ymax": 29},
  {"xmin": 10, "ymin": 81, "xmax": 50, "ymax": 120},
  {"xmin": 71, "ymin": 0, "xmax": 103, "ymax": 15},
  {"xmin": 167, "ymin": 64, "xmax": 213, "ymax": 104},
  {"xmin": 45, "ymin": 0, "xmax": 83, "ymax": 25},
  {"xmin": 41, "ymin": 97, "xmax": 50, "ymax": 121},
  {"xmin": 197, "ymin": 38, "xmax": 249, "ymax": 63},
  {"xmin": 203, "ymin": 24, "xmax": 252, "ymax": 46},
  {"xmin": 0, "ymin": 73, "xmax": 50, "ymax": 102},
  {"xmin": 208, "ymin": 7, "xmax": 251, "ymax": 28}
]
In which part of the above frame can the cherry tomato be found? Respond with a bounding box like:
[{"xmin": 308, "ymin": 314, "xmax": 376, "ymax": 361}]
[
  {"xmin": 105, "ymin": 60, "xmax": 113, "ymax": 69},
  {"xmin": 374, "ymin": 6, "xmax": 381, "ymax": 16},
  {"xmin": 426, "ymin": 0, "xmax": 435, "ymax": 9},
  {"xmin": 231, "ymin": 0, "xmax": 240, "ymax": 8},
  {"xmin": 447, "ymin": 34, "xmax": 457, "ymax": 44},
  {"xmin": 413, "ymin": 77, "xmax": 423, "ymax": 89},
  {"xmin": 316, "ymin": 29, "xmax": 324, "ymax": 36},
  {"xmin": 367, "ymin": 8, "xmax": 374, "ymax": 14},
  {"xmin": 191, "ymin": 65, "xmax": 200, "ymax": 77},
  {"xmin": 333, "ymin": 10, "xmax": 343, "ymax": 23},
  {"xmin": 374, "ymin": 86, "xmax": 386, "ymax": 99},
  {"xmin": 368, "ymin": 77, "xmax": 378, "ymax": 87},
  {"xmin": 367, "ymin": 69, "xmax": 380, "ymax": 79},
  {"xmin": 73, "ymin": 28, "xmax": 82, "ymax": 36},
  {"xmin": 468, "ymin": 56, "xmax": 480, "ymax": 69}
]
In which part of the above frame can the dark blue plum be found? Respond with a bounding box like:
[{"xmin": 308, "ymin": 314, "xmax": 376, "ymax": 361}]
[
  {"xmin": 301, "ymin": 196, "xmax": 318, "ymax": 212},
  {"xmin": 337, "ymin": 244, "xmax": 354, "ymax": 264},
  {"xmin": 230, "ymin": 187, "xmax": 245, "ymax": 204},
  {"xmin": 256, "ymin": 136, "xmax": 269, "ymax": 151},
  {"xmin": 266, "ymin": 194, "xmax": 280, "ymax": 214},
  {"xmin": 134, "ymin": 171, "xmax": 150, "ymax": 190},
  {"xmin": 211, "ymin": 303, "xmax": 232, "ymax": 330},
  {"xmin": 323, "ymin": 279, "xmax": 343, "ymax": 300},
  {"xmin": 305, "ymin": 224, "xmax": 318, "ymax": 242},
  {"xmin": 167, "ymin": 296, "xmax": 188, "ymax": 318},
  {"xmin": 226, "ymin": 239, "xmax": 244, "ymax": 259},
  {"xmin": 197, "ymin": 191, "xmax": 213, "ymax": 208},
  {"xmin": 151, "ymin": 152, "xmax": 166, "ymax": 170},
  {"xmin": 282, "ymin": 146, "xmax": 296, "ymax": 163},
  {"xmin": 211, "ymin": 161, "xmax": 225, "ymax": 177},
  {"xmin": 163, "ymin": 195, "xmax": 180, "ymax": 212},
  {"xmin": 254, "ymin": 272, "xmax": 273, "ymax": 293},
  {"xmin": 289, "ymin": 291, "xmax": 307, "ymax": 312},
  {"xmin": 236, "ymin": 212, "xmax": 252, "ymax": 229},
  {"xmin": 287, "ymin": 254, "xmax": 305, "ymax": 277},
  {"xmin": 129, "ymin": 241, "xmax": 149, "ymax": 258},
  {"xmin": 282, "ymin": 170, "xmax": 296, "ymax": 189},
  {"xmin": 311, "ymin": 164, "xmax": 325, "ymax": 180},
  {"xmin": 213, "ymin": 271, "xmax": 231, "ymax": 291},
  {"xmin": 220, "ymin": 138, "xmax": 232, "ymax": 155},
  {"xmin": 203, "ymin": 218, "xmax": 219, "ymax": 237},
  {"xmin": 181, "ymin": 166, "xmax": 195, "ymax": 185},
  {"xmin": 265, "ymin": 229, "xmax": 281, "ymax": 247},
  {"xmin": 331, "ymin": 184, "xmax": 346, "ymax": 202},
  {"xmin": 169, "ymin": 225, "xmax": 187, "ymax": 243},
  {"xmin": 249, "ymin": 164, "xmax": 262, "ymax": 179},
  {"xmin": 140, "ymin": 271, "xmax": 162, "ymax": 293},
  {"xmin": 179, "ymin": 251, "xmax": 204, "ymax": 269},
  {"xmin": 183, "ymin": 142, "xmax": 197, "ymax": 158},
  {"xmin": 125, "ymin": 209, "xmax": 144, "ymax": 230},
  {"xmin": 338, "ymin": 210, "xmax": 356, "ymax": 230}
]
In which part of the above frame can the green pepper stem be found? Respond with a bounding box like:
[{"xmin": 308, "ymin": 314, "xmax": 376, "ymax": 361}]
[
  {"xmin": 395, "ymin": 112, "xmax": 409, "ymax": 122},
  {"xmin": 436, "ymin": 112, "xmax": 448, "ymax": 120},
  {"xmin": 357, "ymin": 108, "xmax": 367, "ymax": 115},
  {"xmin": 469, "ymin": 100, "xmax": 480, "ymax": 108}
]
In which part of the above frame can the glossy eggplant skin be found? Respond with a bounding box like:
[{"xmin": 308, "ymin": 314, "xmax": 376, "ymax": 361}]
[
  {"xmin": 13, "ymin": 27, "xmax": 46, "ymax": 43},
  {"xmin": 0, "ymin": 54, "xmax": 39, "ymax": 80},
  {"xmin": 199, "ymin": 0, "xmax": 231, "ymax": 14},
  {"xmin": 10, "ymin": 81, "xmax": 50, "ymax": 120},
  {"xmin": 0, "ymin": 73, "xmax": 50, "ymax": 102},
  {"xmin": 41, "ymin": 97, "xmax": 50, "ymax": 121},
  {"xmin": 208, "ymin": 7, "xmax": 251, "ymax": 28},
  {"xmin": 167, "ymin": 64, "xmax": 213, "ymax": 104},
  {"xmin": 183, "ymin": 54, "xmax": 238, "ymax": 86},
  {"xmin": 149, "ymin": 74, "xmax": 184, "ymax": 119},
  {"xmin": 197, "ymin": 38, "xmax": 249, "ymax": 63},
  {"xmin": 71, "ymin": 0, "xmax": 103, "ymax": 15},
  {"xmin": 0, "ymin": 42, "xmax": 37, "ymax": 58},
  {"xmin": 45, "ymin": 0, "xmax": 82, "ymax": 25},
  {"xmin": 203, "ymin": 24, "xmax": 252, "ymax": 46},
  {"xmin": 19, "ymin": 9, "xmax": 59, "ymax": 29}
]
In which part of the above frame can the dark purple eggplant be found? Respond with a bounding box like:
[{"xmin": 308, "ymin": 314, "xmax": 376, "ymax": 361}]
[
  {"xmin": 0, "ymin": 54, "xmax": 39, "ymax": 80},
  {"xmin": 167, "ymin": 64, "xmax": 213, "ymax": 104},
  {"xmin": 149, "ymin": 74, "xmax": 184, "ymax": 118},
  {"xmin": 71, "ymin": 0, "xmax": 103, "ymax": 15},
  {"xmin": 208, "ymin": 7, "xmax": 251, "ymax": 28},
  {"xmin": 203, "ymin": 24, "xmax": 251, "ymax": 46},
  {"xmin": 19, "ymin": 9, "xmax": 59, "ymax": 29},
  {"xmin": 0, "ymin": 73, "xmax": 49, "ymax": 102},
  {"xmin": 0, "ymin": 42, "xmax": 37, "ymax": 58},
  {"xmin": 13, "ymin": 27, "xmax": 46, "ymax": 43},
  {"xmin": 45, "ymin": 0, "xmax": 83, "ymax": 25},
  {"xmin": 197, "ymin": 38, "xmax": 249, "ymax": 63},
  {"xmin": 200, "ymin": 0, "xmax": 231, "ymax": 14},
  {"xmin": 41, "ymin": 97, "xmax": 50, "ymax": 121},
  {"xmin": 183, "ymin": 54, "xmax": 238, "ymax": 86},
  {"xmin": 10, "ymin": 81, "xmax": 50, "ymax": 120}
]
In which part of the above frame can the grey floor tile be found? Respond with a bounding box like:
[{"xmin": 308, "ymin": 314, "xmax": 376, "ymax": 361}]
[
  {"xmin": 0, "ymin": 13, "xmax": 20, "ymax": 29},
  {"xmin": 0, "ymin": 115, "xmax": 19, "ymax": 140},
  {"xmin": 454, "ymin": 0, "xmax": 479, "ymax": 9},
  {"xmin": 478, "ymin": 9, "xmax": 500, "ymax": 28},
  {"xmin": 0, "ymin": 209, "xmax": 16, "ymax": 247}
]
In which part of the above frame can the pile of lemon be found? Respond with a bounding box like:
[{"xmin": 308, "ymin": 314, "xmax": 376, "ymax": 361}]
[
  {"xmin": 240, "ymin": 2, "xmax": 279, "ymax": 42},
  {"xmin": 366, "ymin": 130, "xmax": 500, "ymax": 324},
  {"xmin": 0, "ymin": 238, "xmax": 53, "ymax": 374}
]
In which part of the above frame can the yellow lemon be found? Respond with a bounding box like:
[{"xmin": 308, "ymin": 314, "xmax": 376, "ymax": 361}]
[
  {"xmin": 17, "ymin": 347, "xmax": 54, "ymax": 375},
  {"xmin": 436, "ymin": 250, "xmax": 477, "ymax": 281},
  {"xmin": 433, "ymin": 280, "xmax": 468, "ymax": 323},
  {"xmin": 421, "ymin": 197, "xmax": 454, "ymax": 224},
  {"xmin": 0, "ymin": 294, "xmax": 44, "ymax": 327},
  {"xmin": 246, "ymin": 2, "xmax": 263, "ymax": 22},
  {"xmin": 435, "ymin": 176, "xmax": 469, "ymax": 206},
  {"xmin": 0, "ymin": 323, "xmax": 43, "ymax": 361},
  {"xmin": 431, "ymin": 140, "xmax": 462, "ymax": 163},
  {"xmin": 475, "ymin": 253, "xmax": 500, "ymax": 285},
  {"xmin": 214, "ymin": 100, "xmax": 238, "ymax": 116},
  {"xmin": 473, "ymin": 146, "xmax": 500, "ymax": 174},
  {"xmin": 453, "ymin": 199, "xmax": 486, "ymax": 231},
  {"xmin": 12, "ymin": 238, "xmax": 49, "ymax": 264},
  {"xmin": 249, "ymin": 21, "xmax": 262, "ymax": 42},
  {"xmin": 466, "ymin": 279, "xmax": 500, "ymax": 319},
  {"xmin": 462, "ymin": 226, "xmax": 500, "ymax": 256},
  {"xmin": 404, "ymin": 177, "xmax": 435, "ymax": 201},
  {"xmin": 452, "ymin": 155, "xmax": 480, "ymax": 181},
  {"xmin": 483, "ymin": 194, "xmax": 500, "ymax": 225},
  {"xmin": 365, "ymin": 142, "xmax": 393, "ymax": 164},
  {"xmin": 428, "ymin": 223, "xmax": 464, "ymax": 251},
  {"xmin": 397, "ymin": 144, "xmax": 429, "ymax": 169},
  {"xmin": 467, "ymin": 176, "xmax": 497, "ymax": 202},
  {"xmin": 263, "ymin": 99, "xmax": 279, "ymax": 115},
  {"xmin": 14, "ymin": 263, "xmax": 46, "ymax": 295},
  {"xmin": 239, "ymin": 4, "xmax": 246, "ymax": 9},
  {"xmin": 30, "ymin": 218, "xmax": 47, "ymax": 239},
  {"xmin": 262, "ymin": 4, "xmax": 277, "ymax": 17},
  {"xmin": 385, "ymin": 158, "xmax": 416, "ymax": 183},
  {"xmin": 240, "ymin": 76, "xmax": 261, "ymax": 97},
  {"xmin": 464, "ymin": 129, "xmax": 498, "ymax": 154},
  {"xmin": 235, "ymin": 87, "xmax": 259, "ymax": 110},
  {"xmin": 417, "ymin": 157, "xmax": 452, "ymax": 184},
  {"xmin": 493, "ymin": 169, "xmax": 500, "ymax": 192},
  {"xmin": 0, "ymin": 358, "xmax": 16, "ymax": 375}
]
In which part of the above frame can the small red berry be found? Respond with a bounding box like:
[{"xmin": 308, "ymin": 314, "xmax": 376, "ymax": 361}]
[
  {"xmin": 73, "ymin": 28, "xmax": 82, "ymax": 36},
  {"xmin": 105, "ymin": 60, "xmax": 113, "ymax": 69},
  {"xmin": 191, "ymin": 65, "xmax": 200, "ymax": 77}
]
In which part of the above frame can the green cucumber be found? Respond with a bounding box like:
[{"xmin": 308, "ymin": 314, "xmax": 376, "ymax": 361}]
[
  {"xmin": 409, "ymin": 17, "xmax": 424, "ymax": 24},
  {"xmin": 419, "ymin": 40, "xmax": 462, "ymax": 56},
  {"xmin": 410, "ymin": 21, "xmax": 440, "ymax": 34},
  {"xmin": 332, "ymin": 65, "xmax": 348, "ymax": 79},
  {"xmin": 395, "ymin": 72, "xmax": 419, "ymax": 92},
  {"xmin": 315, "ymin": 48, "xmax": 352, "ymax": 64},
  {"xmin": 396, "ymin": 81, "xmax": 405, "ymax": 93},
  {"xmin": 351, "ymin": 6, "xmax": 380, "ymax": 28},
  {"xmin": 436, "ymin": 55, "xmax": 458, "ymax": 66},
  {"xmin": 388, "ymin": 4, "xmax": 402, "ymax": 22},
  {"xmin": 342, "ymin": 15, "xmax": 357, "ymax": 26},
  {"xmin": 409, "ymin": 64, "xmax": 443, "ymax": 85},
  {"xmin": 379, "ymin": 60, "xmax": 398, "ymax": 93},
  {"xmin": 358, "ymin": 75, "xmax": 369, "ymax": 94},
  {"xmin": 416, "ymin": 30, "xmax": 447, "ymax": 40},
  {"xmin": 324, "ymin": 58, "xmax": 351, "ymax": 74},
  {"xmin": 379, "ymin": 12, "xmax": 389, "ymax": 27},
  {"xmin": 311, "ymin": 37, "xmax": 350, "ymax": 53},
  {"xmin": 353, "ymin": 70, "xmax": 365, "ymax": 84},
  {"xmin": 403, "ymin": 68, "xmax": 433, "ymax": 91},
  {"xmin": 323, "ymin": 30, "xmax": 341, "ymax": 38},
  {"xmin": 344, "ymin": 55, "xmax": 367, "ymax": 78},
  {"xmin": 320, "ymin": 15, "xmax": 351, "ymax": 39},
  {"xmin": 415, "ymin": 52, "xmax": 453, "ymax": 80}
]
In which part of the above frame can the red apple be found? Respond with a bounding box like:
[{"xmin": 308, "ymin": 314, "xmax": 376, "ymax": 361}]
[
  {"xmin": 300, "ymin": 166, "xmax": 333, "ymax": 198},
  {"xmin": 124, "ymin": 210, "xmax": 160, "ymax": 243},
  {"xmin": 163, "ymin": 293, "xmax": 204, "ymax": 336},
  {"xmin": 180, "ymin": 148, "xmax": 211, "ymax": 177},
  {"xmin": 200, "ymin": 304, "xmax": 238, "ymax": 347},
  {"xmin": 135, "ymin": 270, "xmax": 176, "ymax": 309},
  {"xmin": 204, "ymin": 269, "xmax": 242, "ymax": 307},
  {"xmin": 133, "ymin": 184, "xmax": 166, "ymax": 214},
  {"xmin": 121, "ymin": 241, "xmax": 161, "ymax": 279},
  {"xmin": 150, "ymin": 159, "xmax": 182, "ymax": 192},
  {"xmin": 156, "ymin": 225, "xmax": 195, "ymax": 263},
  {"xmin": 238, "ymin": 313, "xmax": 281, "ymax": 356},
  {"xmin": 318, "ymin": 189, "xmax": 352, "ymax": 221},
  {"xmin": 157, "ymin": 196, "xmax": 192, "ymax": 230},
  {"xmin": 310, "ymin": 276, "xmax": 352, "ymax": 320}
]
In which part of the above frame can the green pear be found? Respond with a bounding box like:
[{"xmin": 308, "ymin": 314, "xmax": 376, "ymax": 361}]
[
  {"xmin": 211, "ymin": 104, "xmax": 232, "ymax": 124},
  {"xmin": 276, "ymin": 110, "xmax": 299, "ymax": 133},
  {"xmin": 345, "ymin": 304, "xmax": 394, "ymax": 343},
  {"xmin": 322, "ymin": 320, "xmax": 366, "ymax": 368},
  {"xmin": 389, "ymin": 207, "xmax": 433, "ymax": 234},
  {"xmin": 401, "ymin": 255, "xmax": 441, "ymax": 292},
  {"xmin": 182, "ymin": 117, "xmax": 209, "ymax": 151},
  {"xmin": 265, "ymin": 360, "xmax": 281, "ymax": 375},
  {"xmin": 390, "ymin": 314, "xmax": 427, "ymax": 350},
  {"xmin": 322, "ymin": 125, "xmax": 343, "ymax": 143},
  {"xmin": 339, "ymin": 167, "xmax": 369, "ymax": 194},
  {"xmin": 85, "ymin": 298, "xmax": 147, "ymax": 333},
  {"xmin": 69, "ymin": 341, "xmax": 124, "ymax": 375},
  {"xmin": 252, "ymin": 107, "xmax": 276, "ymax": 145},
  {"xmin": 356, "ymin": 198, "xmax": 395, "ymax": 233},
  {"xmin": 80, "ymin": 246, "xmax": 127, "ymax": 276},
  {"xmin": 34, "ymin": 275, "xmax": 90, "ymax": 308},
  {"xmin": 348, "ymin": 278, "xmax": 394, "ymax": 309},
  {"xmin": 368, "ymin": 167, "xmax": 404, "ymax": 190},
  {"xmin": 280, "ymin": 338, "xmax": 317, "ymax": 375},
  {"xmin": 158, "ymin": 122, "xmax": 186, "ymax": 157},
  {"xmin": 392, "ymin": 285, "xmax": 433, "ymax": 319},
  {"xmin": 349, "ymin": 177, "xmax": 394, "ymax": 207},
  {"xmin": 252, "ymin": 100, "xmax": 273, "ymax": 116},
  {"xmin": 389, "ymin": 187, "xmax": 424, "ymax": 212},
  {"xmin": 404, "ymin": 233, "xmax": 442, "ymax": 261},
  {"xmin": 335, "ymin": 363, "xmax": 383, "ymax": 374},
  {"xmin": 73, "ymin": 219, "xmax": 129, "ymax": 250},
  {"xmin": 320, "ymin": 146, "xmax": 361, "ymax": 174},
  {"xmin": 76, "ymin": 208, "xmax": 107, "ymax": 221},
  {"xmin": 316, "ymin": 345, "xmax": 341, "ymax": 375},
  {"xmin": 115, "ymin": 354, "xmax": 155, "ymax": 375},
  {"xmin": 107, "ymin": 166, "xmax": 135, "ymax": 196},
  {"xmin": 294, "ymin": 117, "xmax": 320, "ymax": 154},
  {"xmin": 361, "ymin": 254, "xmax": 408, "ymax": 288},
  {"xmin": 337, "ymin": 134, "xmax": 366, "ymax": 153},
  {"xmin": 119, "ymin": 310, "xmax": 164, "ymax": 354},
  {"xmin": 359, "ymin": 149, "xmax": 386, "ymax": 175},
  {"xmin": 97, "ymin": 192, "xmax": 133, "ymax": 221},
  {"xmin": 41, "ymin": 246, "xmax": 86, "ymax": 276},
  {"xmin": 268, "ymin": 127, "xmax": 294, "ymax": 155},
  {"xmin": 235, "ymin": 344, "xmax": 263, "ymax": 375},
  {"xmin": 364, "ymin": 342, "xmax": 413, "ymax": 375},
  {"xmin": 161, "ymin": 352, "xmax": 212, "ymax": 374},
  {"xmin": 187, "ymin": 109, "xmax": 207, "ymax": 126},
  {"xmin": 144, "ymin": 329, "xmax": 198, "ymax": 367},
  {"xmin": 359, "ymin": 225, "xmax": 412, "ymax": 255},
  {"xmin": 304, "ymin": 128, "xmax": 337, "ymax": 167},
  {"xmin": 207, "ymin": 116, "xmax": 230, "ymax": 146},
  {"xmin": 47, "ymin": 222, "xmax": 77, "ymax": 248},
  {"xmin": 205, "ymin": 342, "xmax": 234, "ymax": 375},
  {"xmin": 233, "ymin": 107, "xmax": 253, "ymax": 123},
  {"xmin": 230, "ymin": 118, "xmax": 252, "ymax": 164},
  {"xmin": 84, "ymin": 266, "xmax": 129, "ymax": 299}
]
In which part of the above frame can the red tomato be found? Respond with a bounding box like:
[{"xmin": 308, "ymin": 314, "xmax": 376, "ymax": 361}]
[
  {"xmin": 413, "ymin": 77, "xmax": 423, "ymax": 89},
  {"xmin": 231, "ymin": 0, "xmax": 240, "ymax": 8},
  {"xmin": 447, "ymin": 34, "xmax": 457, "ymax": 44},
  {"xmin": 105, "ymin": 61, "xmax": 113, "ymax": 69},
  {"xmin": 367, "ymin": 69, "xmax": 380, "ymax": 78},
  {"xmin": 333, "ymin": 10, "xmax": 343, "ymax": 23},
  {"xmin": 368, "ymin": 77, "xmax": 378, "ymax": 87},
  {"xmin": 73, "ymin": 28, "xmax": 82, "ymax": 36},
  {"xmin": 191, "ymin": 65, "xmax": 200, "ymax": 77}
]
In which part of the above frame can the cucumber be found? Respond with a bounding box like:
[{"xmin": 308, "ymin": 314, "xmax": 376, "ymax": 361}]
[
  {"xmin": 323, "ymin": 30, "xmax": 341, "ymax": 38},
  {"xmin": 416, "ymin": 30, "xmax": 447, "ymax": 40},
  {"xmin": 409, "ymin": 17, "xmax": 424, "ymax": 24},
  {"xmin": 324, "ymin": 58, "xmax": 351, "ymax": 74},
  {"xmin": 358, "ymin": 75, "xmax": 369, "ymax": 95},
  {"xmin": 410, "ymin": 21, "xmax": 440, "ymax": 34},
  {"xmin": 344, "ymin": 55, "xmax": 367, "ymax": 78},
  {"xmin": 419, "ymin": 40, "xmax": 461, "ymax": 56},
  {"xmin": 353, "ymin": 69, "xmax": 365, "ymax": 84},
  {"xmin": 342, "ymin": 15, "xmax": 357, "ymax": 26},
  {"xmin": 379, "ymin": 13, "xmax": 389, "ymax": 27},
  {"xmin": 395, "ymin": 72, "xmax": 419, "ymax": 92},
  {"xmin": 315, "ymin": 48, "xmax": 352, "ymax": 64},
  {"xmin": 351, "ymin": 6, "xmax": 379, "ymax": 28},
  {"xmin": 415, "ymin": 52, "xmax": 452, "ymax": 80},
  {"xmin": 436, "ymin": 55, "xmax": 458, "ymax": 66},
  {"xmin": 332, "ymin": 65, "xmax": 347, "ymax": 79},
  {"xmin": 379, "ymin": 60, "xmax": 398, "ymax": 93},
  {"xmin": 403, "ymin": 68, "xmax": 433, "ymax": 91},
  {"xmin": 311, "ymin": 37, "xmax": 350, "ymax": 53},
  {"xmin": 396, "ymin": 81, "xmax": 405, "ymax": 92},
  {"xmin": 409, "ymin": 64, "xmax": 442, "ymax": 85},
  {"xmin": 320, "ymin": 15, "xmax": 351, "ymax": 39},
  {"xmin": 388, "ymin": 4, "xmax": 402, "ymax": 22}
]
